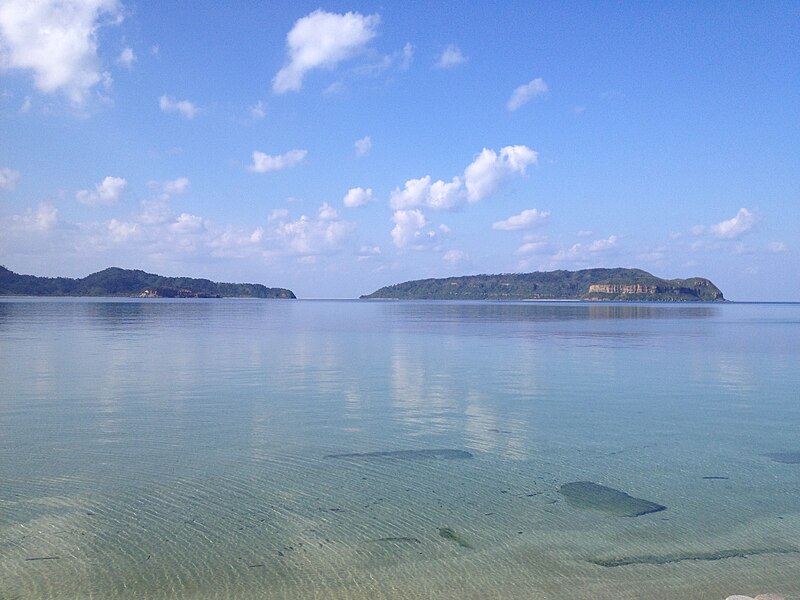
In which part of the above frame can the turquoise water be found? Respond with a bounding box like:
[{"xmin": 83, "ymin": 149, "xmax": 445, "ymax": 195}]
[{"xmin": 1, "ymin": 298, "xmax": 799, "ymax": 599}]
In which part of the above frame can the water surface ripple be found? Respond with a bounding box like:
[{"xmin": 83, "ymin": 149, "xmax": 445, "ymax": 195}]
[{"xmin": 1, "ymin": 299, "xmax": 799, "ymax": 599}]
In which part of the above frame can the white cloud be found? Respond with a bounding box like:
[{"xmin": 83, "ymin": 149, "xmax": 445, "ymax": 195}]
[
  {"xmin": 435, "ymin": 44, "xmax": 466, "ymax": 69},
  {"xmin": 391, "ymin": 209, "xmax": 430, "ymax": 249},
  {"xmin": 162, "ymin": 177, "xmax": 190, "ymax": 195},
  {"xmin": 551, "ymin": 235, "xmax": 620, "ymax": 264},
  {"xmin": 108, "ymin": 218, "xmax": 138, "ymax": 242},
  {"xmin": 76, "ymin": 176, "xmax": 127, "ymax": 206},
  {"xmin": 507, "ymin": 78, "xmax": 548, "ymax": 111},
  {"xmin": 169, "ymin": 213, "xmax": 205, "ymax": 234},
  {"xmin": 249, "ymin": 100, "xmax": 266, "ymax": 120},
  {"xmin": 343, "ymin": 187, "xmax": 374, "ymax": 208},
  {"xmin": 0, "ymin": 167, "xmax": 20, "ymax": 191},
  {"xmin": 389, "ymin": 175, "xmax": 463, "ymax": 210},
  {"xmin": 138, "ymin": 198, "xmax": 171, "ymax": 225},
  {"xmin": 159, "ymin": 95, "xmax": 200, "ymax": 119},
  {"xmin": 354, "ymin": 135, "xmax": 372, "ymax": 157},
  {"xmin": 515, "ymin": 239, "xmax": 549, "ymax": 256},
  {"xmin": 443, "ymin": 249, "xmax": 467, "ymax": 265},
  {"xmin": 275, "ymin": 208, "xmax": 354, "ymax": 255},
  {"xmin": 209, "ymin": 225, "xmax": 265, "ymax": 258},
  {"xmin": 117, "ymin": 47, "xmax": 135, "ymax": 68},
  {"xmin": 464, "ymin": 145, "xmax": 538, "ymax": 202},
  {"xmin": 389, "ymin": 145, "xmax": 538, "ymax": 211},
  {"xmin": 710, "ymin": 207, "xmax": 756, "ymax": 239},
  {"xmin": 19, "ymin": 95, "xmax": 31, "ymax": 113},
  {"xmin": 0, "ymin": 0, "xmax": 122, "ymax": 105},
  {"xmin": 248, "ymin": 149, "xmax": 307, "ymax": 173},
  {"xmin": 317, "ymin": 202, "xmax": 338, "ymax": 221},
  {"xmin": 269, "ymin": 208, "xmax": 289, "ymax": 222},
  {"xmin": 492, "ymin": 208, "xmax": 550, "ymax": 231},
  {"xmin": 4, "ymin": 202, "xmax": 59, "ymax": 232},
  {"xmin": 272, "ymin": 9, "xmax": 380, "ymax": 94}
]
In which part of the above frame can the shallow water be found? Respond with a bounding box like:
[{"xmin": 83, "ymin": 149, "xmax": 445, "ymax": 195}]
[{"xmin": 1, "ymin": 298, "xmax": 799, "ymax": 599}]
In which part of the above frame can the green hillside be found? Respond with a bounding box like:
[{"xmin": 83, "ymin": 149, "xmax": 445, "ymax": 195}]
[
  {"xmin": 361, "ymin": 268, "xmax": 725, "ymax": 302},
  {"xmin": 0, "ymin": 266, "xmax": 295, "ymax": 299}
]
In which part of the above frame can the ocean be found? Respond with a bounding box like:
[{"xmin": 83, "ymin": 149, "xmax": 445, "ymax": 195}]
[{"xmin": 1, "ymin": 298, "xmax": 798, "ymax": 599}]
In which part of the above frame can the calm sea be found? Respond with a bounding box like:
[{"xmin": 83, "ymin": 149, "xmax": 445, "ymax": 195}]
[{"xmin": 1, "ymin": 298, "xmax": 799, "ymax": 599}]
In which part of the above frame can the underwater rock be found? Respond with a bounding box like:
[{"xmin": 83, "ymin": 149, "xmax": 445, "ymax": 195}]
[
  {"xmin": 438, "ymin": 527, "xmax": 472, "ymax": 548},
  {"xmin": 726, "ymin": 596, "xmax": 756, "ymax": 600},
  {"xmin": 592, "ymin": 548, "xmax": 798, "ymax": 568},
  {"xmin": 558, "ymin": 481, "xmax": 666, "ymax": 517},
  {"xmin": 763, "ymin": 452, "xmax": 800, "ymax": 464},
  {"xmin": 755, "ymin": 595, "xmax": 788, "ymax": 600},
  {"xmin": 373, "ymin": 537, "xmax": 421, "ymax": 544},
  {"xmin": 324, "ymin": 449, "xmax": 473, "ymax": 460}
]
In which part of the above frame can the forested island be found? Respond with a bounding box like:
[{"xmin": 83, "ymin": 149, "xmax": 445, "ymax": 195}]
[
  {"xmin": 0, "ymin": 266, "xmax": 295, "ymax": 299},
  {"xmin": 361, "ymin": 268, "xmax": 725, "ymax": 302}
]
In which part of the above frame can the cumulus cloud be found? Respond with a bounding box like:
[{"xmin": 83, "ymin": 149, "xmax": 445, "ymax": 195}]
[
  {"xmin": 169, "ymin": 213, "xmax": 205, "ymax": 235},
  {"xmin": 443, "ymin": 249, "xmax": 467, "ymax": 265},
  {"xmin": 274, "ymin": 204, "xmax": 354, "ymax": 255},
  {"xmin": 1, "ymin": 193, "xmax": 364, "ymax": 274},
  {"xmin": 391, "ymin": 209, "xmax": 430, "ymax": 249},
  {"xmin": 389, "ymin": 145, "xmax": 538, "ymax": 212},
  {"xmin": 159, "ymin": 95, "xmax": 200, "ymax": 119},
  {"xmin": 117, "ymin": 47, "xmax": 135, "ymax": 68},
  {"xmin": 492, "ymin": 208, "xmax": 550, "ymax": 231},
  {"xmin": 435, "ymin": 44, "xmax": 466, "ymax": 69},
  {"xmin": 343, "ymin": 187, "xmax": 374, "ymax": 208},
  {"xmin": 4, "ymin": 202, "xmax": 59, "ymax": 232},
  {"xmin": 209, "ymin": 225, "xmax": 265, "ymax": 258},
  {"xmin": 709, "ymin": 207, "xmax": 756, "ymax": 239},
  {"xmin": 107, "ymin": 217, "xmax": 138, "ymax": 242},
  {"xmin": 272, "ymin": 9, "xmax": 380, "ymax": 94},
  {"xmin": 0, "ymin": 167, "xmax": 20, "ymax": 191},
  {"xmin": 76, "ymin": 176, "xmax": 127, "ymax": 206},
  {"xmin": 507, "ymin": 78, "xmax": 548, "ymax": 111},
  {"xmin": 515, "ymin": 239, "xmax": 549, "ymax": 256},
  {"xmin": 268, "ymin": 208, "xmax": 289, "ymax": 222},
  {"xmin": 317, "ymin": 202, "xmax": 338, "ymax": 221},
  {"xmin": 390, "ymin": 176, "xmax": 463, "ymax": 210},
  {"xmin": 162, "ymin": 177, "xmax": 190, "ymax": 195},
  {"xmin": 464, "ymin": 145, "xmax": 538, "ymax": 202},
  {"xmin": 551, "ymin": 235, "xmax": 620, "ymax": 265},
  {"xmin": 0, "ymin": 0, "xmax": 122, "ymax": 104},
  {"xmin": 354, "ymin": 135, "xmax": 372, "ymax": 157},
  {"xmin": 358, "ymin": 245, "xmax": 381, "ymax": 257},
  {"xmin": 248, "ymin": 149, "xmax": 307, "ymax": 173}
]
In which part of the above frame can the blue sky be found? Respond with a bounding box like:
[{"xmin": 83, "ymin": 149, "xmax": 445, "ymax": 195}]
[{"xmin": 1, "ymin": 1, "xmax": 798, "ymax": 299}]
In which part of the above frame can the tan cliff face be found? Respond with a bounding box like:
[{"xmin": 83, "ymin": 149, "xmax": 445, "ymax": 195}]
[
  {"xmin": 587, "ymin": 281, "xmax": 725, "ymax": 301},
  {"xmin": 588, "ymin": 283, "xmax": 660, "ymax": 295}
]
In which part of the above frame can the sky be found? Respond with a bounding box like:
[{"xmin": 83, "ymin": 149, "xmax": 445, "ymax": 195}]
[{"xmin": 1, "ymin": 1, "xmax": 798, "ymax": 300}]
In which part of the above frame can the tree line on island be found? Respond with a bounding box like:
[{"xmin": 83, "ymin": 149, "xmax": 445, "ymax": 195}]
[
  {"xmin": 360, "ymin": 268, "xmax": 725, "ymax": 302},
  {"xmin": 1, "ymin": 266, "xmax": 725, "ymax": 301},
  {"xmin": 0, "ymin": 266, "xmax": 295, "ymax": 299}
]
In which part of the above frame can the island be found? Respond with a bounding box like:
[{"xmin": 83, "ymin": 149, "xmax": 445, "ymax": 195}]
[
  {"xmin": 0, "ymin": 266, "xmax": 295, "ymax": 299},
  {"xmin": 360, "ymin": 268, "xmax": 725, "ymax": 302}
]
